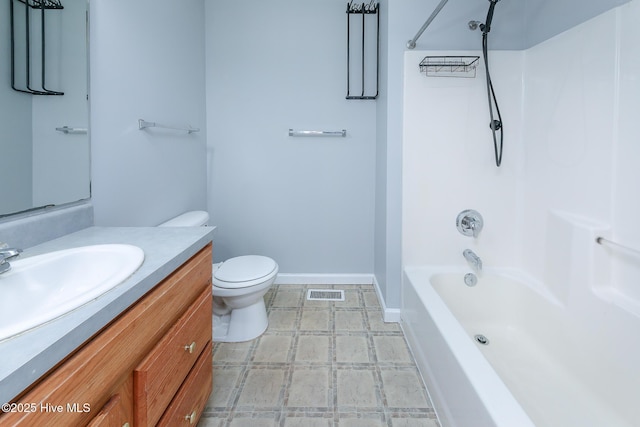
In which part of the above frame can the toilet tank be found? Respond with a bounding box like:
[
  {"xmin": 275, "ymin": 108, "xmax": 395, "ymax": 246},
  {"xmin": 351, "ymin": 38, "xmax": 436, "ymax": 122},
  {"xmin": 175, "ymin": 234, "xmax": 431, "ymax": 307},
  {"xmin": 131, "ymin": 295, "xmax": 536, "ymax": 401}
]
[{"xmin": 158, "ymin": 211, "xmax": 210, "ymax": 227}]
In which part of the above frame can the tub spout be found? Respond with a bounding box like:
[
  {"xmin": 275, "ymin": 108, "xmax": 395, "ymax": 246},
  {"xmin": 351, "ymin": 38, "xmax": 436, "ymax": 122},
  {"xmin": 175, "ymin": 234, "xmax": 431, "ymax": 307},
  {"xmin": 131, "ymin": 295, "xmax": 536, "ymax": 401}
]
[{"xmin": 463, "ymin": 249, "xmax": 482, "ymax": 273}]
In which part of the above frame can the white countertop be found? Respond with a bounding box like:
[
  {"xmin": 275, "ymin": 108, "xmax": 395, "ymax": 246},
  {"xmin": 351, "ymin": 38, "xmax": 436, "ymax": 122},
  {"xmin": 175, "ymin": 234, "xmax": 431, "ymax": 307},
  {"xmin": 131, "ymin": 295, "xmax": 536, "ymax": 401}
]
[{"xmin": 0, "ymin": 226, "xmax": 215, "ymax": 404}]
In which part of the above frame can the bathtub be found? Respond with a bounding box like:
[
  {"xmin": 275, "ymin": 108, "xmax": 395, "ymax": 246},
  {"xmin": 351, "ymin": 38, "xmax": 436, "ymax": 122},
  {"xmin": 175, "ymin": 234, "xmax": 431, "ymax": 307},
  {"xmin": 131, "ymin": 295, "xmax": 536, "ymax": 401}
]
[{"xmin": 402, "ymin": 266, "xmax": 638, "ymax": 427}]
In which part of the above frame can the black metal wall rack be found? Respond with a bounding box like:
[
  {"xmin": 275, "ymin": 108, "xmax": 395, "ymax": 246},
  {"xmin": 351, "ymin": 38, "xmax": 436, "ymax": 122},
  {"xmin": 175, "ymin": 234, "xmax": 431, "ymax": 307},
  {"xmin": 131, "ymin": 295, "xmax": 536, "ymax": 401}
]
[
  {"xmin": 346, "ymin": 1, "xmax": 379, "ymax": 100},
  {"xmin": 10, "ymin": 0, "xmax": 65, "ymax": 95}
]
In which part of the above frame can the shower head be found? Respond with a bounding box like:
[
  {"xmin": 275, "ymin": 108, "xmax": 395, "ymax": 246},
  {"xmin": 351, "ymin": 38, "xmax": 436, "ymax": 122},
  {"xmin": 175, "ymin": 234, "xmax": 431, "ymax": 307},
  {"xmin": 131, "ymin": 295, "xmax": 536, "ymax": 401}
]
[{"xmin": 479, "ymin": 0, "xmax": 500, "ymax": 35}]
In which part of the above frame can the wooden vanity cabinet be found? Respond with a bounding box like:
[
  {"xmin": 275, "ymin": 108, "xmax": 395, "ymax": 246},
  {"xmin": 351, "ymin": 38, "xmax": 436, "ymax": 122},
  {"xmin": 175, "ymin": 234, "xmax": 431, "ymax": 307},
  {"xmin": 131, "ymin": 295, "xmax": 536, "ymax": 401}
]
[{"xmin": 0, "ymin": 244, "xmax": 213, "ymax": 427}]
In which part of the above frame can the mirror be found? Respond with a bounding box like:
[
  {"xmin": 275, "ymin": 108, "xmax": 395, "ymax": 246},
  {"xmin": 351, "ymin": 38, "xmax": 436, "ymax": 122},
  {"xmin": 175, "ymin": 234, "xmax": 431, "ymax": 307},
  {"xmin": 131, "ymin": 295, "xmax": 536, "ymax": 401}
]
[{"xmin": 0, "ymin": 0, "xmax": 89, "ymax": 217}]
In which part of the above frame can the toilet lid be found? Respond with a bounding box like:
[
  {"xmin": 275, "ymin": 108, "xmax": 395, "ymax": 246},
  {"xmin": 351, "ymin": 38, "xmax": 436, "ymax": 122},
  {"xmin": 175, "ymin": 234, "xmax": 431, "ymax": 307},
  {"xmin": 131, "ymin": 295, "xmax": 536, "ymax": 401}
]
[{"xmin": 214, "ymin": 255, "xmax": 277, "ymax": 287}]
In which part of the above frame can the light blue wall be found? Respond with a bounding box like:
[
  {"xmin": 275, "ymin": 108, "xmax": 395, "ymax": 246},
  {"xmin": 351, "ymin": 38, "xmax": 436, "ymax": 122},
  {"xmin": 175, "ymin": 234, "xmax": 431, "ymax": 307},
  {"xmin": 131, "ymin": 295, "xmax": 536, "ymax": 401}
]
[
  {"xmin": 90, "ymin": 0, "xmax": 207, "ymax": 226},
  {"xmin": 374, "ymin": 0, "xmax": 390, "ymax": 303},
  {"xmin": 374, "ymin": 0, "xmax": 414, "ymax": 309},
  {"xmin": 205, "ymin": 0, "xmax": 377, "ymax": 272}
]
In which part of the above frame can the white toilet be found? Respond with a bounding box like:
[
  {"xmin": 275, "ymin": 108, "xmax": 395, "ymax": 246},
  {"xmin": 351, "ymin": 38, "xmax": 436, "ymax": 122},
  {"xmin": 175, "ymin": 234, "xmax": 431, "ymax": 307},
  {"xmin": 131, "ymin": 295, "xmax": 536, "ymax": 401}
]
[{"xmin": 159, "ymin": 211, "xmax": 278, "ymax": 342}]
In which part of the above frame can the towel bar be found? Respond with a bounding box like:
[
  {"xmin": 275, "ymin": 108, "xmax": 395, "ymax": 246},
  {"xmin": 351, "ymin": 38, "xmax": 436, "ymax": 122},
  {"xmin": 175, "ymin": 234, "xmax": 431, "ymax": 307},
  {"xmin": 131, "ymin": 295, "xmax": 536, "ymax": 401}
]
[{"xmin": 288, "ymin": 129, "xmax": 347, "ymax": 137}]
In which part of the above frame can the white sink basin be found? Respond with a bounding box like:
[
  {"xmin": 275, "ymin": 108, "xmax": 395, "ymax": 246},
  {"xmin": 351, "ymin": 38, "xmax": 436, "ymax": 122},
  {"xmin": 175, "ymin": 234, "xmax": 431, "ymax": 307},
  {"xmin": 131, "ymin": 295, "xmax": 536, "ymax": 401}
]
[{"xmin": 0, "ymin": 244, "xmax": 144, "ymax": 341}]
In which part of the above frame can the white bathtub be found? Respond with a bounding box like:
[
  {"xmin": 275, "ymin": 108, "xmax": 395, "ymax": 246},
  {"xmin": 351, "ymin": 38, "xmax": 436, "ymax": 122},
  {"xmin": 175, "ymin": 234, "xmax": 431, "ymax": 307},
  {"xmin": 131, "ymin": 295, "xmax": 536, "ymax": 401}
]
[{"xmin": 402, "ymin": 266, "xmax": 638, "ymax": 427}]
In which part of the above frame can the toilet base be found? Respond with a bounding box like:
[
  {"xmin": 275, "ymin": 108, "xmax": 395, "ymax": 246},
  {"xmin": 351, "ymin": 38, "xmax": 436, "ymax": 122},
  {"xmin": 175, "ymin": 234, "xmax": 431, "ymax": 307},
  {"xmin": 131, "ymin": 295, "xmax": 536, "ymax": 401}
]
[{"xmin": 212, "ymin": 299, "xmax": 268, "ymax": 342}]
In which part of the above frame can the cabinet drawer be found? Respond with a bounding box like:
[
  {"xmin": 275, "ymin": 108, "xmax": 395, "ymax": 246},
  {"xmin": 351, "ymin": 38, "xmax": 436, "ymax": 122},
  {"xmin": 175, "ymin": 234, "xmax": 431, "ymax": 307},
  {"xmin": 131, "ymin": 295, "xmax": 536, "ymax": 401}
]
[
  {"xmin": 157, "ymin": 343, "xmax": 213, "ymax": 426},
  {"xmin": 134, "ymin": 286, "xmax": 212, "ymax": 426}
]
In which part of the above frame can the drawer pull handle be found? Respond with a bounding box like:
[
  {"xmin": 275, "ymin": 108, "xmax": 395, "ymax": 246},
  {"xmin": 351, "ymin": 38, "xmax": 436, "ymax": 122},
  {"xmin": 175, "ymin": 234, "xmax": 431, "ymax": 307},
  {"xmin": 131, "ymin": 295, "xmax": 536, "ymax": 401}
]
[
  {"xmin": 184, "ymin": 341, "xmax": 196, "ymax": 354},
  {"xmin": 123, "ymin": 423, "xmax": 130, "ymax": 427},
  {"xmin": 184, "ymin": 410, "xmax": 197, "ymax": 424}
]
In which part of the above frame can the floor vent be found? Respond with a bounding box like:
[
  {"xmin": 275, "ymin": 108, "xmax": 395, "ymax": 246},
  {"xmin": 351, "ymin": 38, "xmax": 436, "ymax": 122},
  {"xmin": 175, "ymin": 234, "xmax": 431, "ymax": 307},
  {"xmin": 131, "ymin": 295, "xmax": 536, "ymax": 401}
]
[{"xmin": 306, "ymin": 289, "xmax": 345, "ymax": 301}]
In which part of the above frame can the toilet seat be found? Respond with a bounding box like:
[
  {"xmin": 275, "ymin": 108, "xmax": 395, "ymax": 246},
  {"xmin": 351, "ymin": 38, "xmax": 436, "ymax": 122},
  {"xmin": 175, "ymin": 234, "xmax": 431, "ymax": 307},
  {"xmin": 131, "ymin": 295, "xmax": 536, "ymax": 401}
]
[{"xmin": 213, "ymin": 255, "xmax": 278, "ymax": 289}]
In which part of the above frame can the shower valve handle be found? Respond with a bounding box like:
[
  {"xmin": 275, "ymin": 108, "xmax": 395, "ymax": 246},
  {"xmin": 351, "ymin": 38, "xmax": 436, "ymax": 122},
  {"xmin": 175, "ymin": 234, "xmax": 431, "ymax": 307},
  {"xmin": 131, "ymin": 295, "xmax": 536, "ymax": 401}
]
[{"xmin": 456, "ymin": 210, "xmax": 484, "ymax": 238}]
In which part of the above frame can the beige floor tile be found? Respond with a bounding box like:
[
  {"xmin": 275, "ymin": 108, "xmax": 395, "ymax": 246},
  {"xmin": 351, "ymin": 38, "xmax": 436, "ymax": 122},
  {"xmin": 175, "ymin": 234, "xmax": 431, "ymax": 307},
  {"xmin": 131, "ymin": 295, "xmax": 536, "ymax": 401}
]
[
  {"xmin": 237, "ymin": 368, "xmax": 286, "ymax": 408},
  {"xmin": 303, "ymin": 298, "xmax": 333, "ymax": 308},
  {"xmin": 213, "ymin": 341, "xmax": 253, "ymax": 363},
  {"xmin": 286, "ymin": 367, "xmax": 330, "ymax": 408},
  {"xmin": 366, "ymin": 311, "xmax": 402, "ymax": 332},
  {"xmin": 334, "ymin": 290, "xmax": 361, "ymax": 308},
  {"xmin": 372, "ymin": 336, "xmax": 412, "ymax": 363},
  {"xmin": 335, "ymin": 335, "xmax": 370, "ymax": 363},
  {"xmin": 362, "ymin": 291, "xmax": 381, "ymax": 307},
  {"xmin": 336, "ymin": 369, "xmax": 378, "ymax": 408},
  {"xmin": 207, "ymin": 367, "xmax": 242, "ymax": 407},
  {"xmin": 196, "ymin": 417, "xmax": 223, "ymax": 427},
  {"xmin": 380, "ymin": 370, "xmax": 430, "ymax": 409},
  {"xmin": 390, "ymin": 418, "xmax": 439, "ymax": 427},
  {"xmin": 338, "ymin": 416, "xmax": 386, "ymax": 427},
  {"xmin": 228, "ymin": 415, "xmax": 280, "ymax": 426},
  {"xmin": 284, "ymin": 416, "xmax": 333, "ymax": 426},
  {"xmin": 273, "ymin": 290, "xmax": 304, "ymax": 307},
  {"xmin": 268, "ymin": 309, "xmax": 299, "ymax": 331},
  {"xmin": 300, "ymin": 309, "xmax": 330, "ymax": 331},
  {"xmin": 334, "ymin": 311, "xmax": 366, "ymax": 331},
  {"xmin": 295, "ymin": 335, "xmax": 331, "ymax": 363},
  {"xmin": 253, "ymin": 335, "xmax": 293, "ymax": 363}
]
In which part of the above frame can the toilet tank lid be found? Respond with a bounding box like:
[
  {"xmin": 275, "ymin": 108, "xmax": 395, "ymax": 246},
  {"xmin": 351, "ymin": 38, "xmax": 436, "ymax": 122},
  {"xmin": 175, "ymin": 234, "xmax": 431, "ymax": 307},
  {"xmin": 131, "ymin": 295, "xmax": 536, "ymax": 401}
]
[{"xmin": 159, "ymin": 210, "xmax": 209, "ymax": 227}]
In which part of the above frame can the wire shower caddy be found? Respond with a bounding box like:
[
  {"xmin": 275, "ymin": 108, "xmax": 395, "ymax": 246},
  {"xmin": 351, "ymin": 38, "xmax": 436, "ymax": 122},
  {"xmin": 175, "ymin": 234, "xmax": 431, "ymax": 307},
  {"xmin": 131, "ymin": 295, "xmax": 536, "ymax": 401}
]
[{"xmin": 419, "ymin": 56, "xmax": 480, "ymax": 78}]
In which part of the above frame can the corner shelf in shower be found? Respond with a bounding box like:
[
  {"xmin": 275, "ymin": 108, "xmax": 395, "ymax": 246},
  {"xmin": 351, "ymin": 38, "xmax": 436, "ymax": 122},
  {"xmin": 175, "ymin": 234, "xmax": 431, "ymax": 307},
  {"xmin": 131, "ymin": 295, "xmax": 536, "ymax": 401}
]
[{"xmin": 419, "ymin": 56, "xmax": 479, "ymax": 78}]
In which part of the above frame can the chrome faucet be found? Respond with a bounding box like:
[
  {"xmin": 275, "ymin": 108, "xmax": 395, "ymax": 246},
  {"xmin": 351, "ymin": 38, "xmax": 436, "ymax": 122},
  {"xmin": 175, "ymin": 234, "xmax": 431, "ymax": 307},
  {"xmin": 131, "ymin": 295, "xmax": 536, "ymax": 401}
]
[
  {"xmin": 463, "ymin": 249, "xmax": 482, "ymax": 273},
  {"xmin": 0, "ymin": 245, "xmax": 23, "ymax": 274}
]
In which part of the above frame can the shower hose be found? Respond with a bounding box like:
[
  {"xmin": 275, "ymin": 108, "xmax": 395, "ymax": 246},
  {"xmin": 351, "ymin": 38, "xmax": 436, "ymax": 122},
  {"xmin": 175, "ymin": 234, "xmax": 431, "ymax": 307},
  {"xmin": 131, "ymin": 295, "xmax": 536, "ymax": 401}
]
[{"xmin": 482, "ymin": 30, "xmax": 504, "ymax": 167}]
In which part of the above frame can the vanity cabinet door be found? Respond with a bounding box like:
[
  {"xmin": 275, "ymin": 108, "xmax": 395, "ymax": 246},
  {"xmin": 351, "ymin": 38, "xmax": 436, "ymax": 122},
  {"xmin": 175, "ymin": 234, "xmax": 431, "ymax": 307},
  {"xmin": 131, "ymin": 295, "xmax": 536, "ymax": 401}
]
[{"xmin": 86, "ymin": 376, "xmax": 133, "ymax": 427}]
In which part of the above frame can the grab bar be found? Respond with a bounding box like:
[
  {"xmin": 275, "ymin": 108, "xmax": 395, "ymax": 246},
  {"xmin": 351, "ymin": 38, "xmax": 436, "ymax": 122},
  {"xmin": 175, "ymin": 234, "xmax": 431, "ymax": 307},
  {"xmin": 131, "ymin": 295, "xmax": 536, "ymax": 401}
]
[
  {"xmin": 288, "ymin": 129, "xmax": 347, "ymax": 137},
  {"xmin": 596, "ymin": 236, "xmax": 640, "ymax": 258},
  {"xmin": 138, "ymin": 119, "xmax": 200, "ymax": 134},
  {"xmin": 55, "ymin": 126, "xmax": 88, "ymax": 134},
  {"xmin": 407, "ymin": 0, "xmax": 449, "ymax": 49}
]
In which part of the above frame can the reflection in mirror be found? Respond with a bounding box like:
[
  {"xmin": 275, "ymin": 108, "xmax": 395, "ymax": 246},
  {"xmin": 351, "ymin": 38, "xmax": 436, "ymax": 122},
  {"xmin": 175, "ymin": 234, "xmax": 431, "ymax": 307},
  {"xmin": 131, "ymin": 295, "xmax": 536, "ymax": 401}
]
[{"xmin": 0, "ymin": 0, "xmax": 89, "ymax": 217}]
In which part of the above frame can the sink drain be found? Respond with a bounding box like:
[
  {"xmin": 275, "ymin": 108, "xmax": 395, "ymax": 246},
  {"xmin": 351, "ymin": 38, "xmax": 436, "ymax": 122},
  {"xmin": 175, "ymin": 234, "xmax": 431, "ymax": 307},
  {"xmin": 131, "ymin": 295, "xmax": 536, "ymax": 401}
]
[{"xmin": 474, "ymin": 334, "xmax": 489, "ymax": 345}]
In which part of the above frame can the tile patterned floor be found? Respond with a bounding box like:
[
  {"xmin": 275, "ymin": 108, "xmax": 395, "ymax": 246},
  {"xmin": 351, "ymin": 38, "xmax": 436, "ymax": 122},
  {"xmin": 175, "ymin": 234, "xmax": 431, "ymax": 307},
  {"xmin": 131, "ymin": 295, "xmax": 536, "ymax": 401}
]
[{"xmin": 198, "ymin": 284, "xmax": 440, "ymax": 427}]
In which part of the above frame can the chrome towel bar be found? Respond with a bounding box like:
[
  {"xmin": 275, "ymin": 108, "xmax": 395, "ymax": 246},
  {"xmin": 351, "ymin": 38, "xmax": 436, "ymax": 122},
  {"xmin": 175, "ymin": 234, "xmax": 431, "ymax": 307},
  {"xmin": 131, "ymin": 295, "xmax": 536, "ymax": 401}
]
[
  {"xmin": 55, "ymin": 126, "xmax": 88, "ymax": 134},
  {"xmin": 138, "ymin": 119, "xmax": 200, "ymax": 134},
  {"xmin": 288, "ymin": 129, "xmax": 347, "ymax": 137},
  {"xmin": 596, "ymin": 236, "xmax": 640, "ymax": 258}
]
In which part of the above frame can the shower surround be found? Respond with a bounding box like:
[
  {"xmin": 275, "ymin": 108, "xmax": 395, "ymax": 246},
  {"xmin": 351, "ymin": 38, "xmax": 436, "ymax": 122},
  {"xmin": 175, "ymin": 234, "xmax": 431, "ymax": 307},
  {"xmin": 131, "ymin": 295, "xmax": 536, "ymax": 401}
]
[{"xmin": 401, "ymin": 1, "xmax": 640, "ymax": 425}]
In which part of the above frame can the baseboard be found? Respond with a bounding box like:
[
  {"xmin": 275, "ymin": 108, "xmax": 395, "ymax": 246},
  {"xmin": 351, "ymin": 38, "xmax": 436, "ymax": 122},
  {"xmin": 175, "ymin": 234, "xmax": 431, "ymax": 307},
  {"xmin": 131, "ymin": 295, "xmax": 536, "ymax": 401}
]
[
  {"xmin": 274, "ymin": 273, "xmax": 374, "ymax": 285},
  {"xmin": 372, "ymin": 275, "xmax": 401, "ymax": 323}
]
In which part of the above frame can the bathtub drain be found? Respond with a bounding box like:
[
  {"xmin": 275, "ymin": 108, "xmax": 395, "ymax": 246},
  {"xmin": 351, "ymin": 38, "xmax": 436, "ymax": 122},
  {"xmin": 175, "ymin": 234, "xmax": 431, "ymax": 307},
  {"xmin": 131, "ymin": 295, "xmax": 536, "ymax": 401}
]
[
  {"xmin": 464, "ymin": 273, "xmax": 477, "ymax": 287},
  {"xmin": 475, "ymin": 334, "xmax": 489, "ymax": 345}
]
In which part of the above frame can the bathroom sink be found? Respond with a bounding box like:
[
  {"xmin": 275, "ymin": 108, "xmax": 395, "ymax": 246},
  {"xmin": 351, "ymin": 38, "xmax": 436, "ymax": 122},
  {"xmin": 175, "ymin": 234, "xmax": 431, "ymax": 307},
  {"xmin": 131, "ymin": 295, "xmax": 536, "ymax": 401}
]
[{"xmin": 0, "ymin": 244, "xmax": 144, "ymax": 341}]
